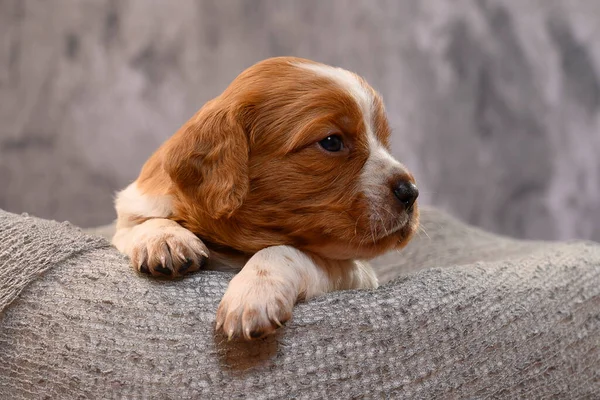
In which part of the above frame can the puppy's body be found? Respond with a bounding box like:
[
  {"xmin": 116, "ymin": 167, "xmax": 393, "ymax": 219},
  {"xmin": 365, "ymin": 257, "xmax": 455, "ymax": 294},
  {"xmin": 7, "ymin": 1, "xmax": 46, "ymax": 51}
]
[{"xmin": 113, "ymin": 57, "xmax": 419, "ymax": 340}]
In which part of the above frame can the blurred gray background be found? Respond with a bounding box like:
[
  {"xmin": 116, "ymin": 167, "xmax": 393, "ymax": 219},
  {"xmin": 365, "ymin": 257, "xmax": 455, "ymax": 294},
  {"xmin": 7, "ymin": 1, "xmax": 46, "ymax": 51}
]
[{"xmin": 1, "ymin": 0, "xmax": 599, "ymax": 241}]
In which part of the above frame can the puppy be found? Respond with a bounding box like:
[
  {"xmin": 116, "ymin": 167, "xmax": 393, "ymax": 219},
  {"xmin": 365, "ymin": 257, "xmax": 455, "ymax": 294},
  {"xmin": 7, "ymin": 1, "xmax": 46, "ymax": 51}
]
[{"xmin": 112, "ymin": 57, "xmax": 419, "ymax": 340}]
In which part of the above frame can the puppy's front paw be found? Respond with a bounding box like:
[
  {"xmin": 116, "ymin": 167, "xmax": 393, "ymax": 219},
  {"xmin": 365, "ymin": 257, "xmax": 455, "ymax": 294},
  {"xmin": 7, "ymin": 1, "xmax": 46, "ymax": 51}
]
[
  {"xmin": 130, "ymin": 226, "xmax": 208, "ymax": 278},
  {"xmin": 215, "ymin": 272, "xmax": 295, "ymax": 340}
]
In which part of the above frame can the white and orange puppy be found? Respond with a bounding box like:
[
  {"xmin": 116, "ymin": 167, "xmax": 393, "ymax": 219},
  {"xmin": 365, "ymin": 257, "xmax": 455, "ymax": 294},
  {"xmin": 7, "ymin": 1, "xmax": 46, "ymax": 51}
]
[{"xmin": 112, "ymin": 57, "xmax": 419, "ymax": 340}]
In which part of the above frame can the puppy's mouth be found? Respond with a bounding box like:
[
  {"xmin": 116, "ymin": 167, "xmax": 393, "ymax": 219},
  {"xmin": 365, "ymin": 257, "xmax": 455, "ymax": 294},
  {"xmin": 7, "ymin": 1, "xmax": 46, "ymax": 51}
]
[
  {"xmin": 309, "ymin": 208, "xmax": 419, "ymax": 260},
  {"xmin": 365, "ymin": 206, "xmax": 418, "ymax": 241},
  {"xmin": 373, "ymin": 215, "xmax": 410, "ymax": 240},
  {"xmin": 361, "ymin": 214, "xmax": 418, "ymax": 253}
]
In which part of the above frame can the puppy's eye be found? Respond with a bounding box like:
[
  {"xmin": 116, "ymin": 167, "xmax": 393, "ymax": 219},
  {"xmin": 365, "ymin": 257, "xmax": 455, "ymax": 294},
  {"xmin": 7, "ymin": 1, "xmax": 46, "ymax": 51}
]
[{"xmin": 318, "ymin": 135, "xmax": 344, "ymax": 152}]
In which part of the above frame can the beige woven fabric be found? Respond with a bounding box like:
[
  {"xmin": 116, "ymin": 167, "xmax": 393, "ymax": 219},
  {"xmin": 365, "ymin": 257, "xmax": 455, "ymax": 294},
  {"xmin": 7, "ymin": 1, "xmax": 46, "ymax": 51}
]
[{"xmin": 0, "ymin": 208, "xmax": 599, "ymax": 398}]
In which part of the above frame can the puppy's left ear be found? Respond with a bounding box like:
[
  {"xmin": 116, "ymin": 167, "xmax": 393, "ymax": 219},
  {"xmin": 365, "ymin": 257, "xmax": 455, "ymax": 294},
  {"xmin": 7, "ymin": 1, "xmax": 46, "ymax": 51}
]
[{"xmin": 163, "ymin": 102, "xmax": 249, "ymax": 219}]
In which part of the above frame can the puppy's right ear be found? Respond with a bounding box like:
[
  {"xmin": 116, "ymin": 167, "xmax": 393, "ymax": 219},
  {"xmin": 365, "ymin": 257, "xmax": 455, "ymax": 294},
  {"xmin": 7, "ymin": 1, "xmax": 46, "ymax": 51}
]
[{"xmin": 163, "ymin": 102, "xmax": 249, "ymax": 219}]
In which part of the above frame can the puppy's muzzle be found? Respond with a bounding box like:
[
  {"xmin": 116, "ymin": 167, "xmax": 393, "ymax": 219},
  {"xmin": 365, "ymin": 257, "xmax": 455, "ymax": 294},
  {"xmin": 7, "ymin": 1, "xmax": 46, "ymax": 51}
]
[{"xmin": 393, "ymin": 180, "xmax": 419, "ymax": 211}]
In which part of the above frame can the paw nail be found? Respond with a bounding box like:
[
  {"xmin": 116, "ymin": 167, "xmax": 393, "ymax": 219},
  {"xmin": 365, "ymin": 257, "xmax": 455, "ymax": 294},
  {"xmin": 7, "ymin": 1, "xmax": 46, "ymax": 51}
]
[
  {"xmin": 154, "ymin": 265, "xmax": 172, "ymax": 276},
  {"xmin": 139, "ymin": 262, "xmax": 150, "ymax": 275},
  {"xmin": 249, "ymin": 330, "xmax": 264, "ymax": 339},
  {"xmin": 272, "ymin": 318, "xmax": 283, "ymax": 328},
  {"xmin": 199, "ymin": 256, "xmax": 208, "ymax": 268},
  {"xmin": 179, "ymin": 258, "xmax": 194, "ymax": 273}
]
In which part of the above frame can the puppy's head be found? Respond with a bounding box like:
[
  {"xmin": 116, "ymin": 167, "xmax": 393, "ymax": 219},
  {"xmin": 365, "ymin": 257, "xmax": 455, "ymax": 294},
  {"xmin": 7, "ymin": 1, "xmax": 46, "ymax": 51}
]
[{"xmin": 164, "ymin": 57, "xmax": 419, "ymax": 260}]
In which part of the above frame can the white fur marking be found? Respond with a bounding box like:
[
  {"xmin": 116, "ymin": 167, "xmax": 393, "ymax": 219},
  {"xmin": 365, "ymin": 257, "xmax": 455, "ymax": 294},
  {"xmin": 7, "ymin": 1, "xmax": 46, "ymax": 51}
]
[
  {"xmin": 295, "ymin": 62, "xmax": 401, "ymax": 182},
  {"xmin": 296, "ymin": 62, "xmax": 407, "ymax": 233},
  {"xmin": 112, "ymin": 181, "xmax": 209, "ymax": 273},
  {"xmin": 296, "ymin": 62, "xmax": 374, "ymax": 132},
  {"xmin": 216, "ymin": 245, "xmax": 378, "ymax": 339},
  {"xmin": 114, "ymin": 182, "xmax": 173, "ymax": 229}
]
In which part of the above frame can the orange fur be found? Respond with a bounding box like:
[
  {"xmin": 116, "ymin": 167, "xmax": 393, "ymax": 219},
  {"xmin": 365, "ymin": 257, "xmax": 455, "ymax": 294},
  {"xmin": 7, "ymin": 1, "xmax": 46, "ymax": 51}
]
[
  {"xmin": 114, "ymin": 57, "xmax": 419, "ymax": 339},
  {"xmin": 136, "ymin": 57, "xmax": 418, "ymax": 260}
]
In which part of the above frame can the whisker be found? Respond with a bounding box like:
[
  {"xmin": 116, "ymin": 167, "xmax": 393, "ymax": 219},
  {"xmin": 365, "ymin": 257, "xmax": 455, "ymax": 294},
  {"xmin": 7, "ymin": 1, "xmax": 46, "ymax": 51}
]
[
  {"xmin": 354, "ymin": 211, "xmax": 372, "ymax": 247},
  {"xmin": 376, "ymin": 204, "xmax": 396, "ymax": 219},
  {"xmin": 353, "ymin": 215, "xmax": 360, "ymax": 240},
  {"xmin": 418, "ymin": 225, "xmax": 431, "ymax": 240},
  {"xmin": 344, "ymin": 210, "xmax": 361, "ymax": 243},
  {"xmin": 369, "ymin": 221, "xmax": 376, "ymax": 244},
  {"xmin": 374, "ymin": 209, "xmax": 389, "ymax": 238}
]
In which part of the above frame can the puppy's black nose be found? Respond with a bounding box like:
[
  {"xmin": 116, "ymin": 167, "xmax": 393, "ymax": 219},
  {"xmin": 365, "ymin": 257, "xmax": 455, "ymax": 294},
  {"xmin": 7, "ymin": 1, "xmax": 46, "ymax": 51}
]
[{"xmin": 393, "ymin": 181, "xmax": 419, "ymax": 210}]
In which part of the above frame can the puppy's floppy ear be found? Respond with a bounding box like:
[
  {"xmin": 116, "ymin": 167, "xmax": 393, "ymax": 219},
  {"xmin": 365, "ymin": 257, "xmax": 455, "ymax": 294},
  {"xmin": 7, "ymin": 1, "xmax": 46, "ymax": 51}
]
[{"xmin": 163, "ymin": 101, "xmax": 249, "ymax": 219}]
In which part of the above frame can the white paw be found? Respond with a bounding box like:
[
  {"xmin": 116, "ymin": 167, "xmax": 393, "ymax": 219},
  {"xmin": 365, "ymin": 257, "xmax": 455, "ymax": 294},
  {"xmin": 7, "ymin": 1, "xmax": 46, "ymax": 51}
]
[
  {"xmin": 215, "ymin": 270, "xmax": 295, "ymax": 340},
  {"xmin": 129, "ymin": 224, "xmax": 209, "ymax": 277}
]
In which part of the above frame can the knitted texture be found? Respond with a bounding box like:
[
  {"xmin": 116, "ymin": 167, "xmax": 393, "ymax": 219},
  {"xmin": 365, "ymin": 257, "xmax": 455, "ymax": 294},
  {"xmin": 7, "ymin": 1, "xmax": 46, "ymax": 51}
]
[
  {"xmin": 0, "ymin": 208, "xmax": 598, "ymax": 398},
  {"xmin": 0, "ymin": 212, "xmax": 109, "ymax": 313}
]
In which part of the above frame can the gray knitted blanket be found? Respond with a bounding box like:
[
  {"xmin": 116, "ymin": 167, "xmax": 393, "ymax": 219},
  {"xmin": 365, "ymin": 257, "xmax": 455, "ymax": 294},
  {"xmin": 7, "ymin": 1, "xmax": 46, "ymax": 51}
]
[{"xmin": 0, "ymin": 208, "xmax": 598, "ymax": 398}]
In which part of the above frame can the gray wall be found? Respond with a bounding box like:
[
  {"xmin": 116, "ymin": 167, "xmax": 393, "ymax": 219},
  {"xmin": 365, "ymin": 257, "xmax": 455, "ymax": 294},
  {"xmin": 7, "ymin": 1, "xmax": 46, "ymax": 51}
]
[{"xmin": 1, "ymin": 0, "xmax": 599, "ymax": 241}]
